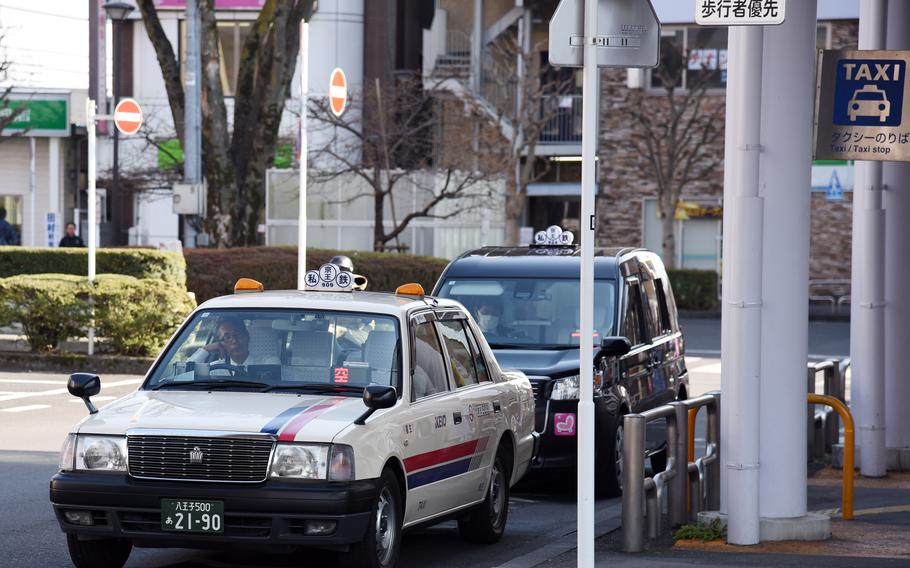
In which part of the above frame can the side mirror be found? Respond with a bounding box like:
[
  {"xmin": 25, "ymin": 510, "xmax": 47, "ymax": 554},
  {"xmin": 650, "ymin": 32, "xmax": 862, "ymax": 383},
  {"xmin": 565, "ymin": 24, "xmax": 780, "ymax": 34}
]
[
  {"xmin": 68, "ymin": 373, "xmax": 101, "ymax": 414},
  {"xmin": 598, "ymin": 337, "xmax": 632, "ymax": 359},
  {"xmin": 354, "ymin": 385, "xmax": 398, "ymax": 425}
]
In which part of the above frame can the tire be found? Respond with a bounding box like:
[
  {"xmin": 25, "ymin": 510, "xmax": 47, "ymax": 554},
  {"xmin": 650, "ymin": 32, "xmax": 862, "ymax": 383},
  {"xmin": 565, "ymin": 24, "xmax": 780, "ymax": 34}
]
[
  {"xmin": 649, "ymin": 445, "xmax": 668, "ymax": 474},
  {"xmin": 458, "ymin": 446, "xmax": 511, "ymax": 543},
  {"xmin": 343, "ymin": 469, "xmax": 402, "ymax": 568},
  {"xmin": 598, "ymin": 410, "xmax": 624, "ymax": 498},
  {"xmin": 65, "ymin": 535, "xmax": 131, "ymax": 568}
]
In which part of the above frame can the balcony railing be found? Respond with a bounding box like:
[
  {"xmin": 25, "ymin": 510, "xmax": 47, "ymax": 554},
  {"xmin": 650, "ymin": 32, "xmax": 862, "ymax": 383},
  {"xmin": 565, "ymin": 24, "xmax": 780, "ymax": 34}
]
[{"xmin": 539, "ymin": 95, "xmax": 582, "ymax": 144}]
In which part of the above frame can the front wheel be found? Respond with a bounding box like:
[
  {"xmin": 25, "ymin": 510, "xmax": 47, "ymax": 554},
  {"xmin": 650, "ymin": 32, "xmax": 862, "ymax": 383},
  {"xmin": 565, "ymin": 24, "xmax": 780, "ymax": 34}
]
[
  {"xmin": 458, "ymin": 447, "xmax": 511, "ymax": 543},
  {"xmin": 343, "ymin": 469, "xmax": 402, "ymax": 568},
  {"xmin": 66, "ymin": 535, "xmax": 131, "ymax": 568},
  {"xmin": 597, "ymin": 410, "xmax": 624, "ymax": 498}
]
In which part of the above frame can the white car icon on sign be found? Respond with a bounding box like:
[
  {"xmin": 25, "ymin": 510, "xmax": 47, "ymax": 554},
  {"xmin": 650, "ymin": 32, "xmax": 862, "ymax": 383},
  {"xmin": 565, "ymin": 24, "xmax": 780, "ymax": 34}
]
[{"xmin": 848, "ymin": 84, "xmax": 891, "ymax": 122}]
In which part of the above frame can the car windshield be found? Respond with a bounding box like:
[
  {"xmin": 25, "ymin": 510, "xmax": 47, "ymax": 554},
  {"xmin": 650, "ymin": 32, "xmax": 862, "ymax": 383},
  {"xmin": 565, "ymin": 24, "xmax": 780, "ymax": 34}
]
[
  {"xmin": 855, "ymin": 90, "xmax": 885, "ymax": 101},
  {"xmin": 436, "ymin": 278, "xmax": 616, "ymax": 348},
  {"xmin": 145, "ymin": 309, "xmax": 401, "ymax": 391}
]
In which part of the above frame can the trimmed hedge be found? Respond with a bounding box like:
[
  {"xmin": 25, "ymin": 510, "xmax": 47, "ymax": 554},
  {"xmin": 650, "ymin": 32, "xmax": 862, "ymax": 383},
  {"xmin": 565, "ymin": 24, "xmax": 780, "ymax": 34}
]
[
  {"xmin": 0, "ymin": 246, "xmax": 187, "ymax": 286},
  {"xmin": 185, "ymin": 247, "xmax": 450, "ymax": 303},
  {"xmin": 0, "ymin": 274, "xmax": 196, "ymax": 354},
  {"xmin": 667, "ymin": 268, "xmax": 719, "ymax": 311}
]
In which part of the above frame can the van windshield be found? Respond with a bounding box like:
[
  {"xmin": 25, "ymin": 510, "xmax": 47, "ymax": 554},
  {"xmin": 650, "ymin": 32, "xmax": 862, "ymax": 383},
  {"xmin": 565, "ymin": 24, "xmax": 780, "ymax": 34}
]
[
  {"xmin": 145, "ymin": 309, "xmax": 400, "ymax": 391},
  {"xmin": 436, "ymin": 278, "xmax": 616, "ymax": 348}
]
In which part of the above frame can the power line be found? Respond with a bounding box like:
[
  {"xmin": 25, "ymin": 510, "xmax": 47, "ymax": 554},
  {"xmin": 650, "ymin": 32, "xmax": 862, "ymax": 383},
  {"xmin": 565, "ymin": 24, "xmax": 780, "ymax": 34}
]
[{"xmin": 0, "ymin": 5, "xmax": 87, "ymax": 22}]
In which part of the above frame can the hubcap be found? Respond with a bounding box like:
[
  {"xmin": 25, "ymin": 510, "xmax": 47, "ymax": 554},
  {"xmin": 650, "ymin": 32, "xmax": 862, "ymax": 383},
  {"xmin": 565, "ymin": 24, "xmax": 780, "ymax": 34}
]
[
  {"xmin": 615, "ymin": 424, "xmax": 624, "ymax": 491},
  {"xmin": 488, "ymin": 462, "xmax": 505, "ymax": 526},
  {"xmin": 375, "ymin": 487, "xmax": 396, "ymax": 565}
]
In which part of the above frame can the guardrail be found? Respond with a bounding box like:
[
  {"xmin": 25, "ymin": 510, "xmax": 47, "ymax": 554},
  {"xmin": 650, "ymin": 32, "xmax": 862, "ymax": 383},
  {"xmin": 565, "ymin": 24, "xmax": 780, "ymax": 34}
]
[
  {"xmin": 808, "ymin": 394, "xmax": 854, "ymax": 520},
  {"xmin": 808, "ymin": 278, "xmax": 850, "ymax": 314},
  {"xmin": 622, "ymin": 392, "xmax": 721, "ymax": 552}
]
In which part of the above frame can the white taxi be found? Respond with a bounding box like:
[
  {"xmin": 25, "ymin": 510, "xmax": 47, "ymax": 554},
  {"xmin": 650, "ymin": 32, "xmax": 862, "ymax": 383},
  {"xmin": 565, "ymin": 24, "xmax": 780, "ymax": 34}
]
[{"xmin": 50, "ymin": 262, "xmax": 536, "ymax": 568}]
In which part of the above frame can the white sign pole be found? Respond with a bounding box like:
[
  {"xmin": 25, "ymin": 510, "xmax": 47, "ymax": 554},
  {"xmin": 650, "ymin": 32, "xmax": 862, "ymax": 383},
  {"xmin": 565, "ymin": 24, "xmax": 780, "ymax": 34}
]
[
  {"xmin": 577, "ymin": 0, "xmax": 598, "ymax": 565},
  {"xmin": 86, "ymin": 98, "xmax": 97, "ymax": 356},
  {"xmin": 297, "ymin": 21, "xmax": 309, "ymax": 290}
]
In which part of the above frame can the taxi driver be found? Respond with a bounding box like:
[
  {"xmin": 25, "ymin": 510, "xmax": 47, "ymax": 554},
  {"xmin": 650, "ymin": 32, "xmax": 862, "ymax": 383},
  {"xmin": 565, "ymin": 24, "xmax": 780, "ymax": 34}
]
[{"xmin": 188, "ymin": 317, "xmax": 275, "ymax": 367}]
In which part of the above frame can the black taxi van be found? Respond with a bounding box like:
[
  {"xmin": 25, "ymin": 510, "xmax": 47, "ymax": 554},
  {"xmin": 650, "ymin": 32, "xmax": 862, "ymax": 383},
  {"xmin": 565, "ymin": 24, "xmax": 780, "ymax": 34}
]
[{"xmin": 432, "ymin": 233, "xmax": 688, "ymax": 496}]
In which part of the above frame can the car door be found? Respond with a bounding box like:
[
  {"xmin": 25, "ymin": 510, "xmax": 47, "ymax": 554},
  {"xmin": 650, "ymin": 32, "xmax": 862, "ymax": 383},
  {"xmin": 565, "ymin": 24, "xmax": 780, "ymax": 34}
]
[
  {"xmin": 398, "ymin": 311, "xmax": 465, "ymax": 524},
  {"xmin": 618, "ymin": 277, "xmax": 652, "ymax": 410},
  {"xmin": 641, "ymin": 276, "xmax": 676, "ymax": 406},
  {"xmin": 434, "ymin": 310, "xmax": 501, "ymax": 511}
]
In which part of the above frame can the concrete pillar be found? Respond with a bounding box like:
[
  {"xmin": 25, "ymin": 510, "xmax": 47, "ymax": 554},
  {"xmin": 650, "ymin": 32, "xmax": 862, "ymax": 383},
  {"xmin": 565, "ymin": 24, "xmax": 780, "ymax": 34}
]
[
  {"xmin": 851, "ymin": 0, "xmax": 888, "ymax": 478},
  {"xmin": 884, "ymin": 0, "xmax": 910, "ymax": 453},
  {"xmin": 48, "ymin": 138, "xmax": 61, "ymax": 247},
  {"xmin": 757, "ymin": 0, "xmax": 816, "ymax": 519}
]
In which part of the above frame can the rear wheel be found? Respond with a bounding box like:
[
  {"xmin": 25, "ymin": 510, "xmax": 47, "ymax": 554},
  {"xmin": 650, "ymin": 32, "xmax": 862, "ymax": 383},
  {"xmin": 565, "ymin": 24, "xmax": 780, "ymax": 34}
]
[
  {"xmin": 458, "ymin": 446, "xmax": 511, "ymax": 543},
  {"xmin": 343, "ymin": 469, "xmax": 402, "ymax": 568},
  {"xmin": 65, "ymin": 535, "xmax": 131, "ymax": 568}
]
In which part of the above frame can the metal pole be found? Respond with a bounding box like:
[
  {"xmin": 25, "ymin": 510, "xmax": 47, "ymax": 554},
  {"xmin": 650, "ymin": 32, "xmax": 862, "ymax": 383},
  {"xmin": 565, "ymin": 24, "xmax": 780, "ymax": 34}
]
[
  {"xmin": 28, "ymin": 136, "xmax": 35, "ymax": 246},
  {"xmin": 726, "ymin": 25, "xmax": 764, "ymax": 546},
  {"xmin": 853, "ymin": 0, "xmax": 888, "ymax": 478},
  {"xmin": 621, "ymin": 414, "xmax": 645, "ymax": 553},
  {"xmin": 112, "ymin": 18, "xmax": 121, "ymax": 246},
  {"xmin": 184, "ymin": 0, "xmax": 203, "ymax": 247},
  {"xmin": 577, "ymin": 0, "xmax": 598, "ymax": 564},
  {"xmin": 670, "ymin": 402, "xmax": 688, "ymax": 527},
  {"xmin": 86, "ymin": 99, "xmax": 97, "ymax": 356},
  {"xmin": 297, "ymin": 20, "xmax": 309, "ymax": 289},
  {"xmin": 707, "ymin": 392, "xmax": 721, "ymax": 511}
]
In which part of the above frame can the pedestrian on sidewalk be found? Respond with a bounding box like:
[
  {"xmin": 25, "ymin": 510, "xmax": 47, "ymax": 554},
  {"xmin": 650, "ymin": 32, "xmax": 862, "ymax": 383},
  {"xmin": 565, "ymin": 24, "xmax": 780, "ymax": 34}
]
[
  {"xmin": 0, "ymin": 207, "xmax": 20, "ymax": 246},
  {"xmin": 58, "ymin": 223, "xmax": 85, "ymax": 248}
]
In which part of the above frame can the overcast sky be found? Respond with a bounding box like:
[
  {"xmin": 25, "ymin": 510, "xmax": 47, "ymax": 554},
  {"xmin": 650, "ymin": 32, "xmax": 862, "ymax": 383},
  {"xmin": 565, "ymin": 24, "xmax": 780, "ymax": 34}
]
[{"xmin": 0, "ymin": 0, "xmax": 89, "ymax": 91}]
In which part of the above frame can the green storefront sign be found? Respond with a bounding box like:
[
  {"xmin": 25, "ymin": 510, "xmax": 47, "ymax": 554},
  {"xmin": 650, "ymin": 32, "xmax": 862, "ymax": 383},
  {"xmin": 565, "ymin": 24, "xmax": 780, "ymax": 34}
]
[{"xmin": 1, "ymin": 96, "xmax": 69, "ymax": 137}]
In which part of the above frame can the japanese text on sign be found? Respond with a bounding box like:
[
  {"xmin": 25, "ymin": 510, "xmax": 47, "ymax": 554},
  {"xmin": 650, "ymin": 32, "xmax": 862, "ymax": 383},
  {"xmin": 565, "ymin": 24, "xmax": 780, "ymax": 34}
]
[{"xmin": 696, "ymin": 0, "xmax": 785, "ymax": 26}]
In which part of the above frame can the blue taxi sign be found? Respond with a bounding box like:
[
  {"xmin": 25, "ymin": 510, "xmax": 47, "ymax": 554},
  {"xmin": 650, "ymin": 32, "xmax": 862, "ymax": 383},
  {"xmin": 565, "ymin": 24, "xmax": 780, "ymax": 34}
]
[
  {"xmin": 304, "ymin": 263, "xmax": 354, "ymax": 291},
  {"xmin": 815, "ymin": 50, "xmax": 910, "ymax": 162}
]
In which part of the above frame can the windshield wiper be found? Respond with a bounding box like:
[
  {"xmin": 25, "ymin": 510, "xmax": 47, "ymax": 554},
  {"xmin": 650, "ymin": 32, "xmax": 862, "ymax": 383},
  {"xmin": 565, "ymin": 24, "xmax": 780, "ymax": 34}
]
[
  {"xmin": 260, "ymin": 383, "xmax": 364, "ymax": 395},
  {"xmin": 488, "ymin": 342, "xmax": 536, "ymax": 350},
  {"xmin": 152, "ymin": 379, "xmax": 271, "ymax": 391}
]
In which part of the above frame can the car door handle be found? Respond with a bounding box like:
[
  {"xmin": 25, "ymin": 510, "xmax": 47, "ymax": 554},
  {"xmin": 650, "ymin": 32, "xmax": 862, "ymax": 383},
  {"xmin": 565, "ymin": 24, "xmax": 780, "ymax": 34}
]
[
  {"xmin": 493, "ymin": 401, "xmax": 501, "ymax": 413},
  {"xmin": 453, "ymin": 412, "xmax": 462, "ymax": 425}
]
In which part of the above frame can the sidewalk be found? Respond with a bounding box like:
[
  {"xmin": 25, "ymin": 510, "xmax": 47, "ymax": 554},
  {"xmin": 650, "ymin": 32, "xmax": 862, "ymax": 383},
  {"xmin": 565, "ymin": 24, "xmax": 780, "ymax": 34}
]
[{"xmin": 533, "ymin": 469, "xmax": 910, "ymax": 567}]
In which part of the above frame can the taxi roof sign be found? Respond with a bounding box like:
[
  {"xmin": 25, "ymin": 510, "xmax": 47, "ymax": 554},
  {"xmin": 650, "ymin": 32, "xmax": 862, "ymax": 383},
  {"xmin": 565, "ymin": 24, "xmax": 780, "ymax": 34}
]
[
  {"xmin": 304, "ymin": 263, "xmax": 354, "ymax": 292},
  {"xmin": 533, "ymin": 225, "xmax": 575, "ymax": 246}
]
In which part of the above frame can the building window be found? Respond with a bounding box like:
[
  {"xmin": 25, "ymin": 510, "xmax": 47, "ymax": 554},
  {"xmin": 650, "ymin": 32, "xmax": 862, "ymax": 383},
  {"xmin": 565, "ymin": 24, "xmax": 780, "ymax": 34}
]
[
  {"xmin": 649, "ymin": 23, "xmax": 833, "ymax": 91},
  {"xmin": 180, "ymin": 21, "xmax": 252, "ymax": 97}
]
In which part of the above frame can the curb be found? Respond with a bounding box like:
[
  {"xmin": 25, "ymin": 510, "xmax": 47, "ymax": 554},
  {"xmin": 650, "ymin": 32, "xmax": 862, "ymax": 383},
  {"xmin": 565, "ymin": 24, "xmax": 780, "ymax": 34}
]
[{"xmin": 0, "ymin": 351, "xmax": 153, "ymax": 375}]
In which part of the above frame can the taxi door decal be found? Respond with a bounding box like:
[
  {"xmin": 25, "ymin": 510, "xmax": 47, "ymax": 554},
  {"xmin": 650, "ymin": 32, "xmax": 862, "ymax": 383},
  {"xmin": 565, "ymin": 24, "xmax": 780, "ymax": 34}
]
[{"xmin": 404, "ymin": 436, "xmax": 489, "ymax": 489}]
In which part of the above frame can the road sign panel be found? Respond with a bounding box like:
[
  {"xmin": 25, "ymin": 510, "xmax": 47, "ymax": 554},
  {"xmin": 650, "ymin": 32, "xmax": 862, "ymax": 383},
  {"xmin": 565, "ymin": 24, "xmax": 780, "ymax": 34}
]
[
  {"xmin": 815, "ymin": 50, "xmax": 910, "ymax": 162},
  {"xmin": 549, "ymin": 0, "xmax": 660, "ymax": 68},
  {"xmin": 329, "ymin": 68, "xmax": 347, "ymax": 117},
  {"xmin": 695, "ymin": 0, "xmax": 786, "ymax": 26},
  {"xmin": 113, "ymin": 98, "xmax": 143, "ymax": 135}
]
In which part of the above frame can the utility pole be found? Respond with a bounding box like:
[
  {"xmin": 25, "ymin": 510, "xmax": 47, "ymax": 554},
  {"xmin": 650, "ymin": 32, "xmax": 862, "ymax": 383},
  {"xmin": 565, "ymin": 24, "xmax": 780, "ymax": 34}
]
[
  {"xmin": 297, "ymin": 20, "xmax": 309, "ymax": 289},
  {"xmin": 184, "ymin": 0, "xmax": 203, "ymax": 247}
]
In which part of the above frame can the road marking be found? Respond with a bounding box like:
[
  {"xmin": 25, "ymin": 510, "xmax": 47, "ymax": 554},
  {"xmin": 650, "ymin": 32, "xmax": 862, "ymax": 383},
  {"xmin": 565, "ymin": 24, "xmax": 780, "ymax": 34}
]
[
  {"xmin": 510, "ymin": 497, "xmax": 540, "ymax": 504},
  {"xmin": 69, "ymin": 396, "xmax": 115, "ymax": 403},
  {"xmin": 1, "ymin": 404, "xmax": 51, "ymax": 413},
  {"xmin": 686, "ymin": 356, "xmax": 703, "ymax": 364},
  {"xmin": 0, "ymin": 378, "xmax": 142, "ymax": 403},
  {"xmin": 0, "ymin": 379, "xmax": 69, "ymax": 385},
  {"xmin": 694, "ymin": 362, "xmax": 723, "ymax": 374}
]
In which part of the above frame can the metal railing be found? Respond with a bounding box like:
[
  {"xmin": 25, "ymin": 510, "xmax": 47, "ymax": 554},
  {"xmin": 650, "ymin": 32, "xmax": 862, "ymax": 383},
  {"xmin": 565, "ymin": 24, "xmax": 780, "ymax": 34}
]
[
  {"xmin": 540, "ymin": 95, "xmax": 583, "ymax": 143},
  {"xmin": 807, "ymin": 358, "xmax": 848, "ymax": 460},
  {"xmin": 622, "ymin": 392, "xmax": 721, "ymax": 552},
  {"xmin": 808, "ymin": 279, "xmax": 851, "ymax": 314},
  {"xmin": 808, "ymin": 394, "xmax": 855, "ymax": 520}
]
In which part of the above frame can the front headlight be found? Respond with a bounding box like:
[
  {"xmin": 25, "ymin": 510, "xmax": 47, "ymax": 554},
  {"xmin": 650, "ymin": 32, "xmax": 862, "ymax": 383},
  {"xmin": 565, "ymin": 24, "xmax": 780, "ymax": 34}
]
[
  {"xmin": 59, "ymin": 433, "xmax": 76, "ymax": 472},
  {"xmin": 550, "ymin": 375, "xmax": 580, "ymax": 400},
  {"xmin": 75, "ymin": 435, "xmax": 128, "ymax": 472},
  {"xmin": 270, "ymin": 443, "xmax": 329, "ymax": 480}
]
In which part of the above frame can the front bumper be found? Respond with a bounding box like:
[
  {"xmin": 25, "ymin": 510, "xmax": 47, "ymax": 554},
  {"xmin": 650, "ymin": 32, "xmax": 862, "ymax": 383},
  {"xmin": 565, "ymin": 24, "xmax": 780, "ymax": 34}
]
[{"xmin": 49, "ymin": 472, "xmax": 377, "ymax": 548}]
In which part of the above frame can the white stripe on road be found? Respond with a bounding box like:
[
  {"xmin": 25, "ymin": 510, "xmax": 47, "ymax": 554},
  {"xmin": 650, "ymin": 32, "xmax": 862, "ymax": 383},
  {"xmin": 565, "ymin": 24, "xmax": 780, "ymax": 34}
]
[
  {"xmin": 0, "ymin": 378, "xmax": 142, "ymax": 403},
  {"xmin": 1, "ymin": 404, "xmax": 51, "ymax": 413},
  {"xmin": 0, "ymin": 379, "xmax": 68, "ymax": 385},
  {"xmin": 694, "ymin": 362, "xmax": 722, "ymax": 374}
]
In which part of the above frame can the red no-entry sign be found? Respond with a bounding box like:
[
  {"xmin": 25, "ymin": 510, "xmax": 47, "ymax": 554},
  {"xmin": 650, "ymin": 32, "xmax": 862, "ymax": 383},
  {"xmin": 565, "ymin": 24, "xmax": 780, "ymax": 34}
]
[
  {"xmin": 113, "ymin": 98, "xmax": 143, "ymax": 135},
  {"xmin": 329, "ymin": 68, "xmax": 347, "ymax": 117}
]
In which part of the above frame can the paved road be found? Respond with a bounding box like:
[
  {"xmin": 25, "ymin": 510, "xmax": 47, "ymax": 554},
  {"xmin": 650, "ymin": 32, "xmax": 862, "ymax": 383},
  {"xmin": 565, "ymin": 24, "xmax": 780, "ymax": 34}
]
[{"xmin": 679, "ymin": 317, "xmax": 850, "ymax": 360}]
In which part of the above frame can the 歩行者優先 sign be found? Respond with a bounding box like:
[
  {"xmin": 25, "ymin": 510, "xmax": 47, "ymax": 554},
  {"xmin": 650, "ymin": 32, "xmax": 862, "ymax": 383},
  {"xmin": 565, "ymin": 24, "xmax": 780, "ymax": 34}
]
[
  {"xmin": 0, "ymin": 95, "xmax": 69, "ymax": 137},
  {"xmin": 695, "ymin": 0, "xmax": 786, "ymax": 26},
  {"xmin": 548, "ymin": 0, "xmax": 660, "ymax": 68},
  {"xmin": 814, "ymin": 50, "xmax": 910, "ymax": 162}
]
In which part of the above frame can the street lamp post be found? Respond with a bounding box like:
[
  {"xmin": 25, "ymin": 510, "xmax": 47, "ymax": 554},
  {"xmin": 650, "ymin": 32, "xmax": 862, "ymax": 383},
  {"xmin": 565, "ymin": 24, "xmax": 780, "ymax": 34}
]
[{"xmin": 103, "ymin": 2, "xmax": 134, "ymax": 246}]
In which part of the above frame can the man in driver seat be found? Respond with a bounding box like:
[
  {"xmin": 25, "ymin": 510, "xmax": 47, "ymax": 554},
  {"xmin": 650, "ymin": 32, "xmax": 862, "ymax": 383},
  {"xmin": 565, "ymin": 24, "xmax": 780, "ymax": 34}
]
[{"xmin": 187, "ymin": 317, "xmax": 280, "ymax": 368}]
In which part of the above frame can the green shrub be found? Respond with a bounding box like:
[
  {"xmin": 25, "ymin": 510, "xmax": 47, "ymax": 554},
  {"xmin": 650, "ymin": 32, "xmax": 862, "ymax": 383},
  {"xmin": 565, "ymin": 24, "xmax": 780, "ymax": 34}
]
[
  {"xmin": 0, "ymin": 246, "xmax": 186, "ymax": 286},
  {"xmin": 674, "ymin": 519, "xmax": 726, "ymax": 542},
  {"xmin": 184, "ymin": 247, "xmax": 450, "ymax": 303},
  {"xmin": 93, "ymin": 275, "xmax": 196, "ymax": 356},
  {"xmin": 667, "ymin": 269, "xmax": 719, "ymax": 311},
  {"xmin": 0, "ymin": 274, "xmax": 91, "ymax": 351},
  {"xmin": 0, "ymin": 273, "xmax": 196, "ymax": 355}
]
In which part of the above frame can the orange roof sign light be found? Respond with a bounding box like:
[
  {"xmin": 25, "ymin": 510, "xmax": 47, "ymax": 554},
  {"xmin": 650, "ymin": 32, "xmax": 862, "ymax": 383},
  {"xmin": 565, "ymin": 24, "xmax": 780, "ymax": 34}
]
[
  {"xmin": 234, "ymin": 278, "xmax": 264, "ymax": 293},
  {"xmin": 395, "ymin": 283, "xmax": 425, "ymax": 297}
]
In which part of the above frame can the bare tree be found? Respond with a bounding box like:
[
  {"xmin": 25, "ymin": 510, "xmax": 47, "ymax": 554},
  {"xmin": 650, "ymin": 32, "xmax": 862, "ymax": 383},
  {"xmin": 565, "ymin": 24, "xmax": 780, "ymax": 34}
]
[
  {"xmin": 0, "ymin": 34, "xmax": 29, "ymax": 140},
  {"xmin": 136, "ymin": 0, "xmax": 315, "ymax": 247},
  {"xmin": 626, "ymin": 40, "xmax": 725, "ymax": 267},
  {"xmin": 460, "ymin": 36, "xmax": 574, "ymax": 245},
  {"xmin": 308, "ymin": 75, "xmax": 493, "ymax": 252}
]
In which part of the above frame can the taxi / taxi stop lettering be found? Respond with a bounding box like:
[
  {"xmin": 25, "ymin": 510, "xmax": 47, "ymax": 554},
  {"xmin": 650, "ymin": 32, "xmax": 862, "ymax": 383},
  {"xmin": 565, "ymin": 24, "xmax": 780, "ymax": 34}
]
[{"xmin": 843, "ymin": 62, "xmax": 901, "ymax": 81}]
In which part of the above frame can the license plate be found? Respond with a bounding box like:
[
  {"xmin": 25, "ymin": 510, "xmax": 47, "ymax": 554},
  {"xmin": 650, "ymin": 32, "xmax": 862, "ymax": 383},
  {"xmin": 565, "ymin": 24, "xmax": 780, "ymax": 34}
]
[{"xmin": 161, "ymin": 499, "xmax": 224, "ymax": 533}]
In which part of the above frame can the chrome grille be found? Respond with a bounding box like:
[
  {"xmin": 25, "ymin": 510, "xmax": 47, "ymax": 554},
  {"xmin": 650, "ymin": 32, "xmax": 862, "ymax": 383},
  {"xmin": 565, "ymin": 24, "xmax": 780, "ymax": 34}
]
[
  {"xmin": 128, "ymin": 435, "xmax": 274, "ymax": 482},
  {"xmin": 528, "ymin": 377, "xmax": 550, "ymax": 400}
]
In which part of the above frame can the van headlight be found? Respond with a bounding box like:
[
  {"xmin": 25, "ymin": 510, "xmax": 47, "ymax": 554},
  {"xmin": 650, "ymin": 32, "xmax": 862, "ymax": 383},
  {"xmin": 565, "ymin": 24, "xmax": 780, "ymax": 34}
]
[
  {"xmin": 75, "ymin": 435, "xmax": 128, "ymax": 472},
  {"xmin": 550, "ymin": 375, "xmax": 580, "ymax": 400}
]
